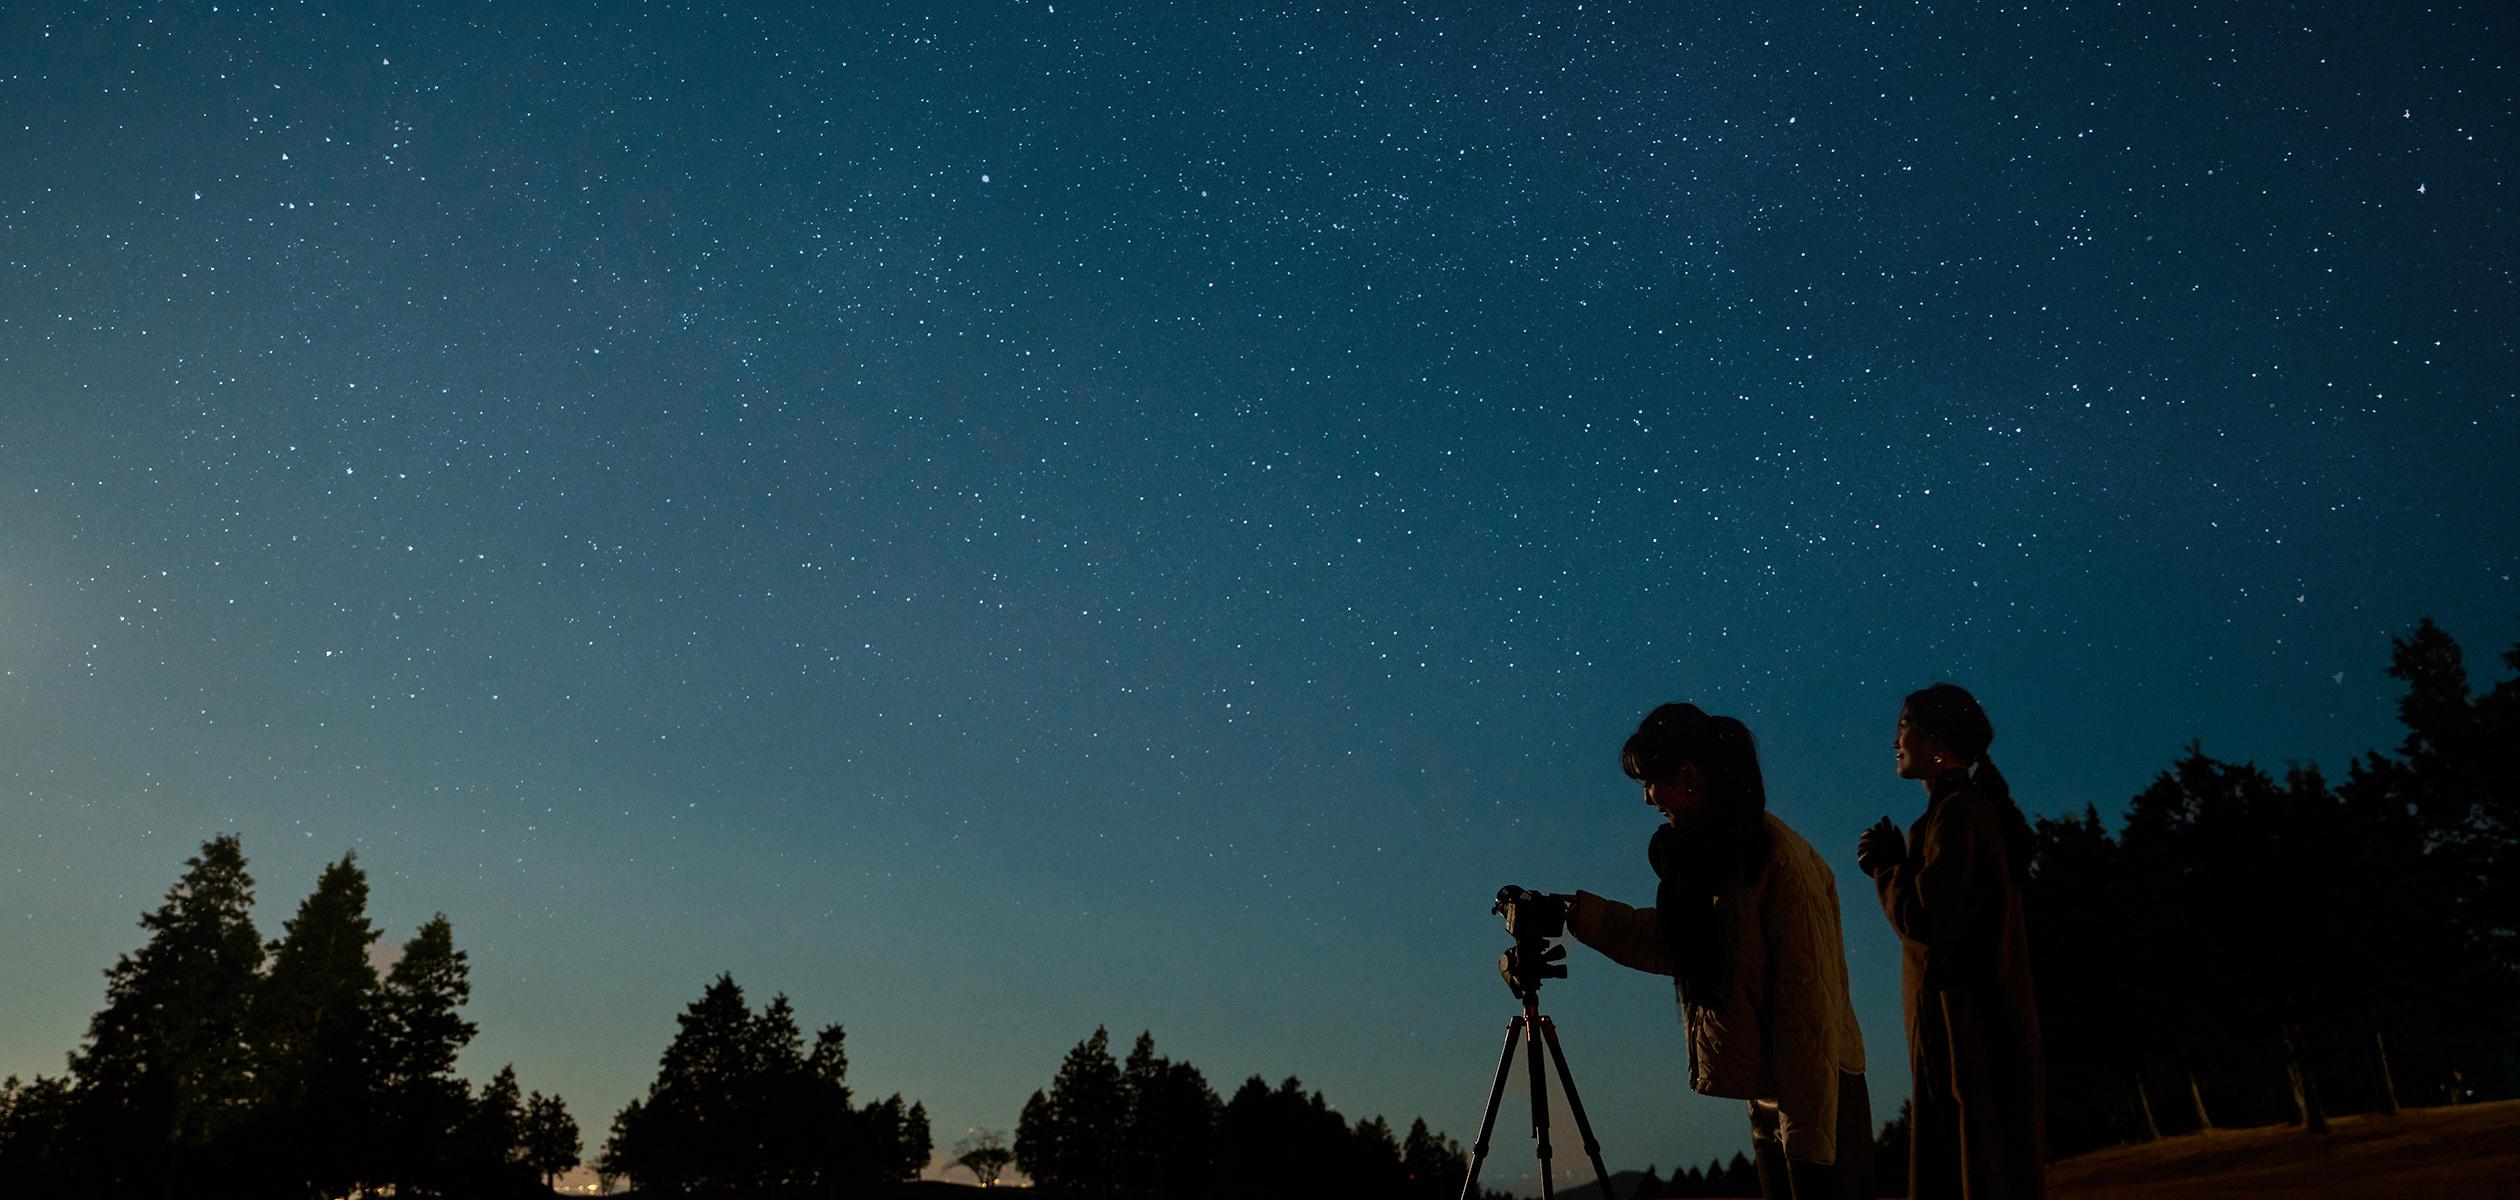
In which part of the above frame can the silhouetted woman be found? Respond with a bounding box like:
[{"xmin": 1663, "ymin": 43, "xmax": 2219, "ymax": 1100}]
[
  {"xmin": 1561, "ymin": 703, "xmax": 1874, "ymax": 1200},
  {"xmin": 1858, "ymin": 683, "xmax": 2043, "ymax": 1199}
]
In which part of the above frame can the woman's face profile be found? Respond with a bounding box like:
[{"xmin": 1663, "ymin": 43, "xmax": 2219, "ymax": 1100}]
[
  {"xmin": 1893, "ymin": 708, "xmax": 1944, "ymax": 780},
  {"xmin": 1640, "ymin": 763, "xmax": 1704, "ymax": 824}
]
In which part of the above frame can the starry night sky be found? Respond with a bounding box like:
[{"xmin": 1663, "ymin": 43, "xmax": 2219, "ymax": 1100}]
[{"xmin": 3, "ymin": 0, "xmax": 2513, "ymax": 1187}]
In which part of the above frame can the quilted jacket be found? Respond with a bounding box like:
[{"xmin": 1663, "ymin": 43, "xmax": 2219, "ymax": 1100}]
[{"xmin": 1571, "ymin": 814, "xmax": 1867, "ymax": 1165}]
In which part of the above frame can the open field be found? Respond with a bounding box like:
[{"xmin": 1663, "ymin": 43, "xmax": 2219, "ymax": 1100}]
[{"xmin": 2049, "ymin": 1099, "xmax": 2520, "ymax": 1199}]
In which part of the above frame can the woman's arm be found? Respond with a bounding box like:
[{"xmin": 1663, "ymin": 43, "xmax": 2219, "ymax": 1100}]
[
  {"xmin": 1567, "ymin": 891, "xmax": 1674, "ymax": 976},
  {"xmin": 1873, "ymin": 796, "xmax": 1988, "ymax": 987}
]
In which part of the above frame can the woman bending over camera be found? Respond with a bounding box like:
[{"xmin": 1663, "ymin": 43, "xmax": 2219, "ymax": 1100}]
[{"xmin": 1559, "ymin": 703, "xmax": 1874, "ymax": 1200}]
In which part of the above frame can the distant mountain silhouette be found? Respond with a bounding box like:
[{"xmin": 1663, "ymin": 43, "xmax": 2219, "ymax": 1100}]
[{"xmin": 1557, "ymin": 1169, "xmax": 1648, "ymax": 1200}]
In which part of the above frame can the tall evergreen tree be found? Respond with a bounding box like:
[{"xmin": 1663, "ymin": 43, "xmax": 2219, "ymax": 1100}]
[
  {"xmin": 69, "ymin": 835, "xmax": 262, "ymax": 1197},
  {"xmin": 377, "ymin": 915, "xmax": 478, "ymax": 1197},
  {"xmin": 521, "ymin": 1091, "xmax": 582, "ymax": 1191},
  {"xmin": 600, "ymin": 976, "xmax": 922, "ymax": 1196},
  {"xmin": 1214, "ymin": 1075, "xmax": 1351, "ymax": 1198},
  {"xmin": 601, "ymin": 974, "xmax": 758, "ymax": 1194},
  {"xmin": 456, "ymin": 1064, "xmax": 533, "ymax": 1197},
  {"xmin": 742, "ymin": 994, "xmax": 813, "ymax": 1195},
  {"xmin": 799, "ymin": 1021, "xmax": 862, "ymax": 1185},
  {"xmin": 247, "ymin": 852, "xmax": 385, "ymax": 1198},
  {"xmin": 1400, "ymin": 1117, "xmax": 1469, "ymax": 1200},
  {"xmin": 858, "ymin": 1095, "xmax": 932, "ymax": 1184},
  {"xmin": 1118, "ymin": 1031, "xmax": 1219, "ymax": 1199},
  {"xmin": 1015, "ymin": 1026, "xmax": 1126, "ymax": 1195},
  {"xmin": 1721, "ymin": 1151, "xmax": 1757, "ymax": 1194},
  {"xmin": 1015, "ymin": 1089, "xmax": 1056, "ymax": 1188},
  {"xmin": 1346, "ymin": 1114, "xmax": 1411, "ymax": 1195}
]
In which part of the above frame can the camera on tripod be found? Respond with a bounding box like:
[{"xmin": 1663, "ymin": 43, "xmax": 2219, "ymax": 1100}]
[
  {"xmin": 1464, "ymin": 885, "xmax": 1612, "ymax": 1199},
  {"xmin": 1492, "ymin": 885, "xmax": 1570, "ymax": 999}
]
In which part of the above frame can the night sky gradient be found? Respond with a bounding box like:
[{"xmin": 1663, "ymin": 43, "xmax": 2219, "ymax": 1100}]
[{"xmin": 4, "ymin": 1, "xmax": 2514, "ymax": 1189}]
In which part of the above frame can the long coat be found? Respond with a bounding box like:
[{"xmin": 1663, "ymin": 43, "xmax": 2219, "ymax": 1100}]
[{"xmin": 1874, "ymin": 769, "xmax": 2044, "ymax": 1200}]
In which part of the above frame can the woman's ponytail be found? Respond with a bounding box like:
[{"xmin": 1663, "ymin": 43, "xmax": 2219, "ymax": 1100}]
[{"xmin": 1977, "ymin": 753, "xmax": 2033, "ymax": 887}]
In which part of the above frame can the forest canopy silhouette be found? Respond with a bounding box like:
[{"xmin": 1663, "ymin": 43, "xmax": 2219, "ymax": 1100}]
[
  {"xmin": 2, "ymin": 615, "xmax": 2515, "ymax": 1197},
  {"xmin": 2025, "ymin": 617, "xmax": 2520, "ymax": 1155},
  {"xmin": 0, "ymin": 846, "xmax": 583, "ymax": 1198}
]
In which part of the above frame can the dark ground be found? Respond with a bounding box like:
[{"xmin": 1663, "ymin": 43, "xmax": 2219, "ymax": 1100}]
[
  {"xmin": 598, "ymin": 1104, "xmax": 2520, "ymax": 1196},
  {"xmin": 2047, "ymin": 1099, "xmax": 2520, "ymax": 1199}
]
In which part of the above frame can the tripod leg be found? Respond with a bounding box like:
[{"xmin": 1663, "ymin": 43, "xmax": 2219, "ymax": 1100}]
[
  {"xmin": 1536, "ymin": 1016, "xmax": 1618, "ymax": 1199},
  {"xmin": 1458, "ymin": 1015, "xmax": 1524, "ymax": 1200},
  {"xmin": 1527, "ymin": 1000, "xmax": 1555, "ymax": 1200}
]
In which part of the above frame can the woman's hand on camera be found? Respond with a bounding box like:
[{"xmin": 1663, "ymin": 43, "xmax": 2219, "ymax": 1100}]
[{"xmin": 1857, "ymin": 816, "xmax": 1906, "ymax": 877}]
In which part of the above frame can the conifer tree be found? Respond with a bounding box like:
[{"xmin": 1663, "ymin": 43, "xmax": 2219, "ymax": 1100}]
[
  {"xmin": 1215, "ymin": 1075, "xmax": 1352, "ymax": 1198},
  {"xmin": 1400, "ymin": 1117, "xmax": 1469, "ymax": 1199},
  {"xmin": 859, "ymin": 1095, "xmax": 932, "ymax": 1183},
  {"xmin": 521, "ymin": 1091, "xmax": 582, "ymax": 1190},
  {"xmin": 1015, "ymin": 1026, "xmax": 1125, "ymax": 1195},
  {"xmin": 1347, "ymin": 1114, "xmax": 1409, "ymax": 1193},
  {"xmin": 377, "ymin": 915, "xmax": 477, "ymax": 1196},
  {"xmin": 1722, "ymin": 1151, "xmax": 1756, "ymax": 1194},
  {"xmin": 601, "ymin": 974, "xmax": 756, "ymax": 1193},
  {"xmin": 70, "ymin": 835, "xmax": 263, "ymax": 1195},
  {"xmin": 1118, "ymin": 1031, "xmax": 1219, "ymax": 1198},
  {"xmin": 458, "ymin": 1065, "xmax": 531, "ymax": 1196},
  {"xmin": 248, "ymin": 852, "xmax": 384, "ymax": 1197},
  {"xmin": 601, "ymin": 975, "xmax": 926, "ymax": 1195}
]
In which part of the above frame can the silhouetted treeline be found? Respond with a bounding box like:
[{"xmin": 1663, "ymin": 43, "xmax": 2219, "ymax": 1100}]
[
  {"xmin": 0, "ymin": 839, "xmax": 579, "ymax": 1199},
  {"xmin": 1611, "ymin": 1150, "xmax": 1759, "ymax": 1197},
  {"xmin": 596, "ymin": 973, "xmax": 932, "ymax": 1195},
  {"xmin": 1013, "ymin": 1026, "xmax": 1510, "ymax": 1199},
  {"xmin": 2027, "ymin": 618, "xmax": 2520, "ymax": 1155}
]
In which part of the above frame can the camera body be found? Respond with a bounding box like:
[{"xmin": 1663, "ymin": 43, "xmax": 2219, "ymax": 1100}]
[
  {"xmin": 1492, "ymin": 885, "xmax": 1570, "ymax": 998},
  {"xmin": 1492, "ymin": 885, "xmax": 1567, "ymax": 941}
]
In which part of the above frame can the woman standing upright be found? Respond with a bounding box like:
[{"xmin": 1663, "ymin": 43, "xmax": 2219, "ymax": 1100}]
[{"xmin": 1858, "ymin": 684, "xmax": 2043, "ymax": 1199}]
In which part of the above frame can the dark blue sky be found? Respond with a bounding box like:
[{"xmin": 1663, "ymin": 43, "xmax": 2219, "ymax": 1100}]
[{"xmin": 3, "ymin": 0, "xmax": 2513, "ymax": 1187}]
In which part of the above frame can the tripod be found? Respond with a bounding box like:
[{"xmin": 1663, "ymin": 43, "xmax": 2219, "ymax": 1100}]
[{"xmin": 1459, "ymin": 966, "xmax": 1616, "ymax": 1199}]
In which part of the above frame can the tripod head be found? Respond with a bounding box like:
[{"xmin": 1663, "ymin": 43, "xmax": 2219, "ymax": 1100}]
[{"xmin": 1492, "ymin": 885, "xmax": 1569, "ymax": 1000}]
